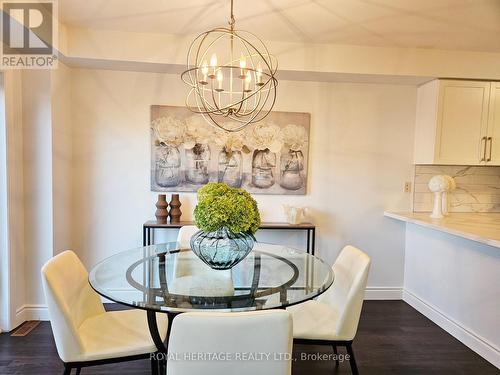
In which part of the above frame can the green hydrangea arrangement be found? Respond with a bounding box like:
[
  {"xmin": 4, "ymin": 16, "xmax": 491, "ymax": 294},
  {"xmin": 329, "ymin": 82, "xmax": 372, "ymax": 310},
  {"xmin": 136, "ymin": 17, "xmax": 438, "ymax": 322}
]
[{"xmin": 194, "ymin": 183, "xmax": 261, "ymax": 235}]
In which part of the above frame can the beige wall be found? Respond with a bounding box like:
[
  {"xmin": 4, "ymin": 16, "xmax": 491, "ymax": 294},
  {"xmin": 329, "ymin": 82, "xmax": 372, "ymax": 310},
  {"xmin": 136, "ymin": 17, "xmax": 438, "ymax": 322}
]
[
  {"xmin": 51, "ymin": 64, "xmax": 73, "ymax": 254},
  {"xmin": 69, "ymin": 68, "xmax": 416, "ymax": 291},
  {"xmin": 21, "ymin": 70, "xmax": 54, "ymax": 306},
  {"xmin": 0, "ymin": 71, "xmax": 27, "ymax": 331}
]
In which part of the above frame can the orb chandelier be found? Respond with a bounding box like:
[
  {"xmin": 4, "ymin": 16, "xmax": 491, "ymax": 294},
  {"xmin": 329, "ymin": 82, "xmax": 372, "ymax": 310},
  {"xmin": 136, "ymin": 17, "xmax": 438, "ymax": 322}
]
[{"xmin": 181, "ymin": 0, "xmax": 278, "ymax": 132}]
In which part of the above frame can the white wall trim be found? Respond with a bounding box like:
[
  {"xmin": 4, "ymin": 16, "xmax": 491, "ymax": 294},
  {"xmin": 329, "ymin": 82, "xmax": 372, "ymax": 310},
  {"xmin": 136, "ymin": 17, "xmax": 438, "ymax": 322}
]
[
  {"xmin": 365, "ymin": 286, "xmax": 403, "ymax": 300},
  {"xmin": 403, "ymin": 289, "xmax": 500, "ymax": 369},
  {"xmin": 15, "ymin": 304, "xmax": 50, "ymax": 323}
]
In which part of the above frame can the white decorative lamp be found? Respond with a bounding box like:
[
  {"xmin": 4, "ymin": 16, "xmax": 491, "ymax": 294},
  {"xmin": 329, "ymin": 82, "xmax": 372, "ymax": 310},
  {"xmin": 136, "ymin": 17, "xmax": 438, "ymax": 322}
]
[
  {"xmin": 441, "ymin": 175, "xmax": 456, "ymax": 216},
  {"xmin": 428, "ymin": 175, "xmax": 450, "ymax": 219}
]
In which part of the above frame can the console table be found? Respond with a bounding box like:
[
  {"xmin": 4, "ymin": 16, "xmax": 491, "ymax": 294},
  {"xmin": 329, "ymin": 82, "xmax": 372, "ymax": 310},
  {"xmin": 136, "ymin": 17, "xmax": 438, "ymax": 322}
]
[{"xmin": 142, "ymin": 220, "xmax": 316, "ymax": 255}]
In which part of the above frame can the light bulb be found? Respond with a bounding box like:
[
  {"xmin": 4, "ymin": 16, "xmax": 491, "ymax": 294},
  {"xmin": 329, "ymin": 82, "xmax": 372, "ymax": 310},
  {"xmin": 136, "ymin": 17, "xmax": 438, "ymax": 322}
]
[
  {"xmin": 210, "ymin": 53, "xmax": 218, "ymax": 67},
  {"xmin": 201, "ymin": 61, "xmax": 208, "ymax": 75},
  {"xmin": 256, "ymin": 63, "xmax": 263, "ymax": 86},
  {"xmin": 209, "ymin": 53, "xmax": 217, "ymax": 78},
  {"xmin": 216, "ymin": 70, "xmax": 224, "ymax": 91},
  {"xmin": 200, "ymin": 61, "xmax": 209, "ymax": 84},
  {"xmin": 244, "ymin": 70, "xmax": 252, "ymax": 92},
  {"xmin": 239, "ymin": 53, "xmax": 247, "ymax": 79}
]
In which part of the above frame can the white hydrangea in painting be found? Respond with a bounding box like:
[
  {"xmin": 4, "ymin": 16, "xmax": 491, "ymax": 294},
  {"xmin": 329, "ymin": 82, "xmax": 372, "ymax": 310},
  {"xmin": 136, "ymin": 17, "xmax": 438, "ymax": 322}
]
[
  {"xmin": 184, "ymin": 115, "xmax": 215, "ymax": 149},
  {"xmin": 150, "ymin": 105, "xmax": 310, "ymax": 194},
  {"xmin": 215, "ymin": 127, "xmax": 246, "ymax": 153},
  {"xmin": 247, "ymin": 122, "xmax": 283, "ymax": 153},
  {"xmin": 282, "ymin": 124, "xmax": 308, "ymax": 151},
  {"xmin": 152, "ymin": 116, "xmax": 186, "ymax": 147}
]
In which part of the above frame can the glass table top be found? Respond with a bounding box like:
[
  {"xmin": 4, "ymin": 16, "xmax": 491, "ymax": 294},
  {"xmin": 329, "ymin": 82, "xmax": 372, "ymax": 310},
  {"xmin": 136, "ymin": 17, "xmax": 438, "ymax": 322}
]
[{"xmin": 89, "ymin": 242, "xmax": 334, "ymax": 313}]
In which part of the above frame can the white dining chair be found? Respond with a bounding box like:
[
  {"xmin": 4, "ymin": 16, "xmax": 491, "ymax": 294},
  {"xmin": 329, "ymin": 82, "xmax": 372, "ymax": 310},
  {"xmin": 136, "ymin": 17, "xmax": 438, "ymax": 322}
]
[
  {"xmin": 175, "ymin": 225, "xmax": 205, "ymax": 277},
  {"xmin": 171, "ymin": 225, "xmax": 235, "ymax": 297},
  {"xmin": 287, "ymin": 245, "xmax": 371, "ymax": 375},
  {"xmin": 41, "ymin": 250, "xmax": 168, "ymax": 375},
  {"xmin": 166, "ymin": 310, "xmax": 293, "ymax": 375},
  {"xmin": 177, "ymin": 225, "xmax": 200, "ymax": 248}
]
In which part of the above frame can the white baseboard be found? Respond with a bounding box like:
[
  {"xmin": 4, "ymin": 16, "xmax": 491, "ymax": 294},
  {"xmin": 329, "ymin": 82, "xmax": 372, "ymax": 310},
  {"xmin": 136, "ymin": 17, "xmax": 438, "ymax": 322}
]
[
  {"xmin": 364, "ymin": 286, "xmax": 403, "ymax": 300},
  {"xmin": 15, "ymin": 304, "xmax": 50, "ymax": 322},
  {"xmin": 403, "ymin": 289, "xmax": 500, "ymax": 369}
]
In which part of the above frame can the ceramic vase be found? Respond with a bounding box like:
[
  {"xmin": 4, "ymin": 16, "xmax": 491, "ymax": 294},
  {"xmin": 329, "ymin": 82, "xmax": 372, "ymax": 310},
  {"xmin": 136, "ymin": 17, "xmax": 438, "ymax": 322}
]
[
  {"xmin": 169, "ymin": 194, "xmax": 182, "ymax": 223},
  {"xmin": 155, "ymin": 194, "xmax": 168, "ymax": 224}
]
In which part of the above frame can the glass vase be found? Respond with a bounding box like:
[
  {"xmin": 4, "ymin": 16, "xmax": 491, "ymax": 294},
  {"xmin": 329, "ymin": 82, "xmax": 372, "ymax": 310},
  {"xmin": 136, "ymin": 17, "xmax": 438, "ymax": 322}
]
[
  {"xmin": 185, "ymin": 143, "xmax": 210, "ymax": 184},
  {"xmin": 190, "ymin": 227, "xmax": 255, "ymax": 270},
  {"xmin": 251, "ymin": 148, "xmax": 276, "ymax": 189},
  {"xmin": 218, "ymin": 150, "xmax": 243, "ymax": 187},
  {"xmin": 280, "ymin": 150, "xmax": 305, "ymax": 190},
  {"xmin": 154, "ymin": 145, "xmax": 181, "ymax": 187}
]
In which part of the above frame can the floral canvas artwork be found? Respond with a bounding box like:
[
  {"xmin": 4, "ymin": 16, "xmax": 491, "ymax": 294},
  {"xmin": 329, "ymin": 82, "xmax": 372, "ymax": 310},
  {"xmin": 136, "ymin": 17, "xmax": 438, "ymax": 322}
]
[{"xmin": 150, "ymin": 105, "xmax": 310, "ymax": 195}]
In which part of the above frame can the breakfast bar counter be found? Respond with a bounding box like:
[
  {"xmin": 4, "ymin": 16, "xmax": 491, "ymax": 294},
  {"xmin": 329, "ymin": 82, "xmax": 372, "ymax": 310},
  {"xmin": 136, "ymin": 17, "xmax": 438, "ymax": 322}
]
[{"xmin": 384, "ymin": 211, "xmax": 500, "ymax": 249}]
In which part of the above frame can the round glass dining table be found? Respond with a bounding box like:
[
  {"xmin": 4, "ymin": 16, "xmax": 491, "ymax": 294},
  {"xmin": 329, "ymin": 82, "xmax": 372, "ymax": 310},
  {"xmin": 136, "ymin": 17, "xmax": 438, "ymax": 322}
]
[{"xmin": 88, "ymin": 242, "xmax": 334, "ymax": 352}]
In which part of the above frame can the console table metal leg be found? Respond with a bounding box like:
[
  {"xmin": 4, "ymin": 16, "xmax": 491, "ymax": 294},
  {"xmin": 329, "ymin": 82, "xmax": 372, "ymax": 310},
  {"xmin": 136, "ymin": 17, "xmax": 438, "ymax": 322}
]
[
  {"xmin": 145, "ymin": 228, "xmax": 154, "ymax": 246},
  {"xmin": 306, "ymin": 229, "xmax": 310, "ymax": 254},
  {"xmin": 311, "ymin": 227, "xmax": 316, "ymax": 256}
]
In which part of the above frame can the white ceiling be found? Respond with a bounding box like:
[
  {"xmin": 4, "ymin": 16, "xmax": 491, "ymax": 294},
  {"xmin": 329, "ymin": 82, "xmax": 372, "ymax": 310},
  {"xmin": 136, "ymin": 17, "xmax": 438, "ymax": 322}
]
[{"xmin": 59, "ymin": 0, "xmax": 500, "ymax": 52}]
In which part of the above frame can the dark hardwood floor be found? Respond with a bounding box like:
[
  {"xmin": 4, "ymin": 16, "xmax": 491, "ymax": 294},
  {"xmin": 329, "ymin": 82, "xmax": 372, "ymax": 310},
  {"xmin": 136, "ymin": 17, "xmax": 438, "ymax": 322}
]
[{"xmin": 0, "ymin": 301, "xmax": 497, "ymax": 374}]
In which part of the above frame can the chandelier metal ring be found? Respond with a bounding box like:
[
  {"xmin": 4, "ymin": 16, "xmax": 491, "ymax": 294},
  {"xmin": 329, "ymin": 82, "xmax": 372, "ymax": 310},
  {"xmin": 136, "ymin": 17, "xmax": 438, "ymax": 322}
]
[{"xmin": 181, "ymin": 1, "xmax": 278, "ymax": 132}]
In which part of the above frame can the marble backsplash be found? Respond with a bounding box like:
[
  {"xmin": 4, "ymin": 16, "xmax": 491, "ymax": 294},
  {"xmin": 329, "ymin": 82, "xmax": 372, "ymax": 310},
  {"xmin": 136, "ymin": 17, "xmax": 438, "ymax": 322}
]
[{"xmin": 413, "ymin": 165, "xmax": 500, "ymax": 213}]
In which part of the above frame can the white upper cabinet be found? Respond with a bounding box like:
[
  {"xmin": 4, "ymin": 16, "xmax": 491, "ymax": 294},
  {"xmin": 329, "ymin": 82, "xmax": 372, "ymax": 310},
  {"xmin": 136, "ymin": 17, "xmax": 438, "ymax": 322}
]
[
  {"xmin": 414, "ymin": 79, "xmax": 499, "ymax": 165},
  {"xmin": 487, "ymin": 82, "xmax": 500, "ymax": 165}
]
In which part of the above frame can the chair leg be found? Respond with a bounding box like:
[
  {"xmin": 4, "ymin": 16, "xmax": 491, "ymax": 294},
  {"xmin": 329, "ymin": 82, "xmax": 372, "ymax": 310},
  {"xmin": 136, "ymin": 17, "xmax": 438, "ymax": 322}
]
[
  {"xmin": 332, "ymin": 345, "xmax": 339, "ymax": 367},
  {"xmin": 158, "ymin": 358, "xmax": 166, "ymax": 375},
  {"xmin": 63, "ymin": 365, "xmax": 72, "ymax": 375},
  {"xmin": 151, "ymin": 356, "xmax": 158, "ymax": 375},
  {"xmin": 345, "ymin": 342, "xmax": 359, "ymax": 375}
]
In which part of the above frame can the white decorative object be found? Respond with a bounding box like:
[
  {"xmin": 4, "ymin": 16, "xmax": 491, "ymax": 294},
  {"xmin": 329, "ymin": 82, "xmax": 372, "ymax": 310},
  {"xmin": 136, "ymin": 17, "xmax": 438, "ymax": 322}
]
[
  {"xmin": 441, "ymin": 175, "xmax": 456, "ymax": 216},
  {"xmin": 428, "ymin": 175, "xmax": 450, "ymax": 219},
  {"xmin": 283, "ymin": 205, "xmax": 306, "ymax": 225}
]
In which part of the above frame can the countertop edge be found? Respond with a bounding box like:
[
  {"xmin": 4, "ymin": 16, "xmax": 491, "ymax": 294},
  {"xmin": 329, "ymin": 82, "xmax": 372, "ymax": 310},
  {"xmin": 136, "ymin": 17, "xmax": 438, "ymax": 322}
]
[{"xmin": 384, "ymin": 211, "xmax": 500, "ymax": 249}]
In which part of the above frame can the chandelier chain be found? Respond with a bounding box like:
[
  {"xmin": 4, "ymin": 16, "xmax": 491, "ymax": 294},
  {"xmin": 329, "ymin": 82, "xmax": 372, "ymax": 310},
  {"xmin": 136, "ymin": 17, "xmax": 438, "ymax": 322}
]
[{"xmin": 229, "ymin": 0, "xmax": 235, "ymax": 29}]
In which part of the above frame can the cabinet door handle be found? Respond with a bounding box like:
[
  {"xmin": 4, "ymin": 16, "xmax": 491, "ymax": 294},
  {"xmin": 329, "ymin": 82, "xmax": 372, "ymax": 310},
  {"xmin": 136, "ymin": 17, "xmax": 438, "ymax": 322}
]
[
  {"xmin": 481, "ymin": 136, "xmax": 487, "ymax": 161},
  {"xmin": 487, "ymin": 137, "xmax": 493, "ymax": 162}
]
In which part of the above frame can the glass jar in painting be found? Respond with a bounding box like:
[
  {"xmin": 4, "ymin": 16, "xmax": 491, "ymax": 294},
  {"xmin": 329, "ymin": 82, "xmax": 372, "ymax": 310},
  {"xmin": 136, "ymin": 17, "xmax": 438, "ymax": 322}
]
[
  {"xmin": 252, "ymin": 148, "xmax": 276, "ymax": 188},
  {"xmin": 218, "ymin": 150, "xmax": 243, "ymax": 187},
  {"xmin": 185, "ymin": 143, "xmax": 211, "ymax": 184},
  {"xmin": 280, "ymin": 150, "xmax": 305, "ymax": 190},
  {"xmin": 154, "ymin": 145, "xmax": 181, "ymax": 187}
]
